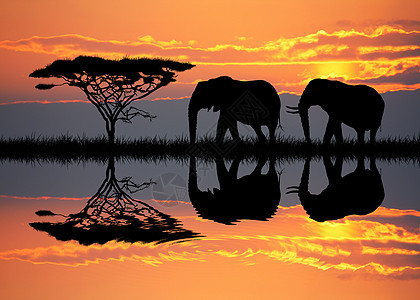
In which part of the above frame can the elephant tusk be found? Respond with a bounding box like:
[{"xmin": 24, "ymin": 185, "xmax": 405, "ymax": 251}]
[
  {"xmin": 286, "ymin": 185, "xmax": 300, "ymax": 194},
  {"xmin": 286, "ymin": 106, "xmax": 300, "ymax": 114}
]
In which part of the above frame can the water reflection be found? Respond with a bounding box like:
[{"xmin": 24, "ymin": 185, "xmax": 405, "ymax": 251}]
[
  {"xmin": 1, "ymin": 155, "xmax": 420, "ymax": 297},
  {"xmin": 29, "ymin": 156, "xmax": 200, "ymax": 245},
  {"xmin": 287, "ymin": 154, "xmax": 385, "ymax": 222},
  {"xmin": 188, "ymin": 155, "xmax": 281, "ymax": 224}
]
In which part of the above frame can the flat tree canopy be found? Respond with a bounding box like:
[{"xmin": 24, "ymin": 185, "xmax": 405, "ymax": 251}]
[{"xmin": 30, "ymin": 55, "xmax": 195, "ymax": 144}]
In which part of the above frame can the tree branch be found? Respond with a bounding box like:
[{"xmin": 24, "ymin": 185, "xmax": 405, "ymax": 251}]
[
  {"xmin": 119, "ymin": 177, "xmax": 156, "ymax": 194},
  {"xmin": 119, "ymin": 106, "xmax": 156, "ymax": 123}
]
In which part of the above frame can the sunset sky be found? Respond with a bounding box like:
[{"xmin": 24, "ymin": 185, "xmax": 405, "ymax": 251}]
[
  {"xmin": 1, "ymin": 3, "xmax": 420, "ymax": 299},
  {"xmin": 1, "ymin": 0, "xmax": 419, "ymax": 104}
]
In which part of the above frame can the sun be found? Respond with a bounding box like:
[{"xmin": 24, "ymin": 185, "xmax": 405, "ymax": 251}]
[{"xmin": 314, "ymin": 62, "xmax": 358, "ymax": 81}]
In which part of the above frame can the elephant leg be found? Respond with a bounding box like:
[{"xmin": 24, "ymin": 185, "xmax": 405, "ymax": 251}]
[
  {"xmin": 357, "ymin": 130, "xmax": 365, "ymax": 146},
  {"xmin": 333, "ymin": 123, "xmax": 343, "ymax": 146},
  {"xmin": 251, "ymin": 155, "xmax": 268, "ymax": 175},
  {"xmin": 252, "ymin": 125, "xmax": 268, "ymax": 144},
  {"xmin": 323, "ymin": 118, "xmax": 336, "ymax": 145},
  {"xmin": 228, "ymin": 121, "xmax": 240, "ymax": 142},
  {"xmin": 356, "ymin": 153, "xmax": 365, "ymax": 172},
  {"xmin": 268, "ymin": 122, "xmax": 276, "ymax": 144},
  {"xmin": 216, "ymin": 117, "xmax": 228, "ymax": 144},
  {"xmin": 369, "ymin": 154, "xmax": 378, "ymax": 173},
  {"xmin": 370, "ymin": 127, "xmax": 378, "ymax": 146},
  {"xmin": 216, "ymin": 158, "xmax": 232, "ymax": 189},
  {"xmin": 324, "ymin": 154, "xmax": 338, "ymax": 183},
  {"xmin": 229, "ymin": 156, "xmax": 241, "ymax": 178}
]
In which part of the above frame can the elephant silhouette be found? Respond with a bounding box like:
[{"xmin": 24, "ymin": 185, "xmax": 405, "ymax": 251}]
[
  {"xmin": 188, "ymin": 76, "xmax": 281, "ymax": 144},
  {"xmin": 287, "ymin": 79, "xmax": 385, "ymax": 146},
  {"xmin": 287, "ymin": 154, "xmax": 385, "ymax": 222},
  {"xmin": 188, "ymin": 155, "xmax": 281, "ymax": 225}
]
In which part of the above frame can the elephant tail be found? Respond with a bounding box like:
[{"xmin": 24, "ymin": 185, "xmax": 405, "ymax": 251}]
[
  {"xmin": 278, "ymin": 116, "xmax": 284, "ymax": 131},
  {"xmin": 277, "ymin": 94, "xmax": 283, "ymax": 131}
]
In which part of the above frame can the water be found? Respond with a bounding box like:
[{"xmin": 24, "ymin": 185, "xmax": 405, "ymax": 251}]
[{"xmin": 0, "ymin": 157, "xmax": 419, "ymax": 299}]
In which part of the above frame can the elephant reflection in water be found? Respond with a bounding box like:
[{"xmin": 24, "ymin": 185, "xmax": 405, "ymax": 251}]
[
  {"xmin": 188, "ymin": 155, "xmax": 281, "ymax": 225},
  {"xmin": 287, "ymin": 154, "xmax": 385, "ymax": 222},
  {"xmin": 30, "ymin": 157, "xmax": 200, "ymax": 245}
]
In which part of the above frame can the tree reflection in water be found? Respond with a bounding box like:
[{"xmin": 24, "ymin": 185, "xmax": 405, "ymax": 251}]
[{"xmin": 30, "ymin": 156, "xmax": 201, "ymax": 245}]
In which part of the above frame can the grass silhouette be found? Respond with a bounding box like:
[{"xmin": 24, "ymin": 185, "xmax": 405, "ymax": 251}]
[{"xmin": 1, "ymin": 134, "xmax": 419, "ymax": 163}]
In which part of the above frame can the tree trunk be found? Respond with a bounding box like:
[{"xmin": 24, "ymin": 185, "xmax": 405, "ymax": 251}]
[{"xmin": 107, "ymin": 121, "xmax": 116, "ymax": 146}]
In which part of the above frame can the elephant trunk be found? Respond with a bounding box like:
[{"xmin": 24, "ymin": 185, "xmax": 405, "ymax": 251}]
[
  {"xmin": 300, "ymin": 158, "xmax": 310, "ymax": 194},
  {"xmin": 188, "ymin": 104, "xmax": 199, "ymax": 145},
  {"xmin": 299, "ymin": 105, "xmax": 311, "ymax": 143},
  {"xmin": 188, "ymin": 156, "xmax": 199, "ymax": 194},
  {"xmin": 297, "ymin": 158, "xmax": 313, "ymax": 212}
]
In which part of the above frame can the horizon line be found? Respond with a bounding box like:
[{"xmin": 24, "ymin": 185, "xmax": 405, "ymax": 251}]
[{"xmin": 1, "ymin": 88, "xmax": 419, "ymax": 106}]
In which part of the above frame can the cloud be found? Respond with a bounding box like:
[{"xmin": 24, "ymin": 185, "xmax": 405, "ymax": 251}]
[
  {"xmin": 0, "ymin": 34, "xmax": 190, "ymax": 61},
  {"xmin": 349, "ymin": 66, "xmax": 420, "ymax": 85},
  {"xmin": 336, "ymin": 19, "xmax": 420, "ymax": 31},
  {"xmin": 0, "ymin": 96, "xmax": 191, "ymax": 106},
  {"xmin": 0, "ymin": 194, "xmax": 89, "ymax": 201},
  {"xmin": 392, "ymin": 19, "xmax": 420, "ymax": 30},
  {"xmin": 0, "ymin": 99, "xmax": 90, "ymax": 106},
  {"xmin": 360, "ymin": 48, "xmax": 420, "ymax": 60},
  {"xmin": 137, "ymin": 35, "xmax": 183, "ymax": 47},
  {"xmin": 1, "ymin": 26, "xmax": 419, "ymax": 64},
  {"xmin": 1, "ymin": 25, "xmax": 419, "ymax": 94},
  {"xmin": 1, "ymin": 206, "xmax": 419, "ymax": 279}
]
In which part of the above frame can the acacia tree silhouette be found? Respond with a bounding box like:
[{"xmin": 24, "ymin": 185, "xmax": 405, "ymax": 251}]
[{"xmin": 29, "ymin": 56, "xmax": 195, "ymax": 145}]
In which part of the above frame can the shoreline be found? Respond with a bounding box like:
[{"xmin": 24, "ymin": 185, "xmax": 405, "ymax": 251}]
[{"xmin": 1, "ymin": 134, "xmax": 420, "ymax": 163}]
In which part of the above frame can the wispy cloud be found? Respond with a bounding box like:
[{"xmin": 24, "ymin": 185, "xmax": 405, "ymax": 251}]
[
  {"xmin": 1, "ymin": 206, "xmax": 419, "ymax": 279},
  {"xmin": 336, "ymin": 19, "xmax": 420, "ymax": 31},
  {"xmin": 0, "ymin": 99, "xmax": 89, "ymax": 106},
  {"xmin": 1, "ymin": 26, "xmax": 419, "ymax": 64},
  {"xmin": 349, "ymin": 65, "xmax": 420, "ymax": 85},
  {"xmin": 1, "ymin": 25, "xmax": 419, "ymax": 95},
  {"xmin": 0, "ymin": 96, "xmax": 191, "ymax": 106}
]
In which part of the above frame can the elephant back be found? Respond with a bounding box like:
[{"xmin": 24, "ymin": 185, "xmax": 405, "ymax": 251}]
[
  {"xmin": 226, "ymin": 80, "xmax": 280, "ymax": 125},
  {"xmin": 303, "ymin": 169, "xmax": 384, "ymax": 222},
  {"xmin": 339, "ymin": 85, "xmax": 385, "ymax": 130}
]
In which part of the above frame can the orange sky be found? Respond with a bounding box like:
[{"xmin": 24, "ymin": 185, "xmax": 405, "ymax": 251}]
[
  {"xmin": 1, "ymin": 3, "xmax": 419, "ymax": 297},
  {"xmin": 0, "ymin": 0, "xmax": 419, "ymax": 103}
]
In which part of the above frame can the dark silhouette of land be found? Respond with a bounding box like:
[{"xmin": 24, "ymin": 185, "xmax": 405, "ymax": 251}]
[
  {"xmin": 287, "ymin": 79, "xmax": 385, "ymax": 146},
  {"xmin": 29, "ymin": 56, "xmax": 194, "ymax": 145},
  {"xmin": 188, "ymin": 155, "xmax": 280, "ymax": 224},
  {"xmin": 3, "ymin": 74, "xmax": 415, "ymax": 163},
  {"xmin": 30, "ymin": 155, "xmax": 200, "ymax": 245},
  {"xmin": 287, "ymin": 154, "xmax": 385, "ymax": 222},
  {"xmin": 189, "ymin": 76, "xmax": 281, "ymax": 145},
  {"xmin": 1, "ymin": 135, "xmax": 420, "ymax": 164}
]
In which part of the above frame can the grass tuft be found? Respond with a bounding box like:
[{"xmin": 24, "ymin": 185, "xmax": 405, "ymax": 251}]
[{"xmin": 1, "ymin": 134, "xmax": 420, "ymax": 164}]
